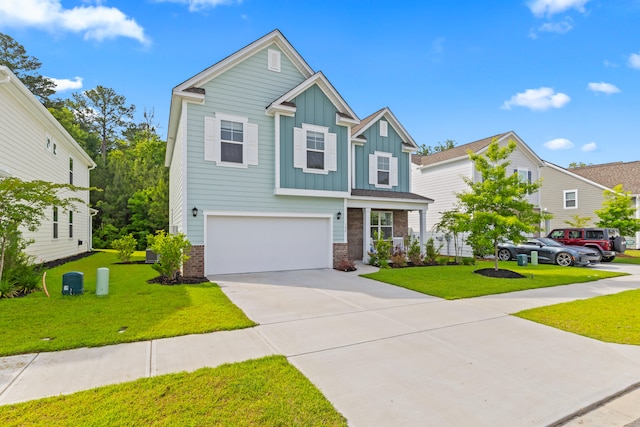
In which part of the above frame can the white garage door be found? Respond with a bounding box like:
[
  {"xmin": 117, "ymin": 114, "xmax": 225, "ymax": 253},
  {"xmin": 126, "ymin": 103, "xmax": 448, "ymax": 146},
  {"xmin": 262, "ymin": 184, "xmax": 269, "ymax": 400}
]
[{"xmin": 206, "ymin": 215, "xmax": 332, "ymax": 275}]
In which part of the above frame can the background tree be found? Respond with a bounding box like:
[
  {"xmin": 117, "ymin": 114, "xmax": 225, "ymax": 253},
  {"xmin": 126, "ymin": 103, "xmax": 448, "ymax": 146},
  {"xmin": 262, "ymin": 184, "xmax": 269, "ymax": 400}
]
[
  {"xmin": 0, "ymin": 32, "xmax": 56, "ymax": 105},
  {"xmin": 454, "ymin": 139, "xmax": 542, "ymax": 270},
  {"xmin": 68, "ymin": 85, "xmax": 135, "ymax": 163},
  {"xmin": 417, "ymin": 139, "xmax": 456, "ymax": 156},
  {"xmin": 568, "ymin": 162, "xmax": 592, "ymax": 168},
  {"xmin": 595, "ymin": 184, "xmax": 640, "ymax": 237},
  {"xmin": 565, "ymin": 214, "xmax": 592, "ymax": 228}
]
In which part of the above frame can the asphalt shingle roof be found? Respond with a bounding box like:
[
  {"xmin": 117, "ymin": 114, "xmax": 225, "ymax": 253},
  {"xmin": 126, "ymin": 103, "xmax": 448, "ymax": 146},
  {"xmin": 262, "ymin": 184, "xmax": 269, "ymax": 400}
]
[
  {"xmin": 569, "ymin": 161, "xmax": 640, "ymax": 194},
  {"xmin": 411, "ymin": 132, "xmax": 509, "ymax": 166}
]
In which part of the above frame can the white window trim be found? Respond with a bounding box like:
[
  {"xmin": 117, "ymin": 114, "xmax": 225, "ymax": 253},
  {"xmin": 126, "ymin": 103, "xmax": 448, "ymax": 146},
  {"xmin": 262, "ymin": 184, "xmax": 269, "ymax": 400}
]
[
  {"xmin": 564, "ymin": 189, "xmax": 578, "ymax": 209},
  {"xmin": 371, "ymin": 211, "xmax": 394, "ymax": 240},
  {"xmin": 204, "ymin": 113, "xmax": 258, "ymax": 168},
  {"xmin": 369, "ymin": 151, "xmax": 398, "ymax": 189},
  {"xmin": 293, "ymin": 123, "xmax": 337, "ymax": 175}
]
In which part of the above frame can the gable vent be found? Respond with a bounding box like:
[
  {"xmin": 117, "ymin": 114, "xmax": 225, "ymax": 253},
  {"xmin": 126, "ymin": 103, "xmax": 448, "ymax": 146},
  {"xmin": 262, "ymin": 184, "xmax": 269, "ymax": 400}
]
[{"xmin": 268, "ymin": 49, "xmax": 281, "ymax": 72}]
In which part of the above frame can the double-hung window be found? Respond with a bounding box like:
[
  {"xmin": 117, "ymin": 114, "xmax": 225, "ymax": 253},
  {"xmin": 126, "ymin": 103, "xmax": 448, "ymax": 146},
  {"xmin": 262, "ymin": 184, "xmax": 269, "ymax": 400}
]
[
  {"xmin": 371, "ymin": 211, "xmax": 393, "ymax": 240},
  {"xmin": 204, "ymin": 114, "xmax": 258, "ymax": 167},
  {"xmin": 564, "ymin": 190, "xmax": 577, "ymax": 209},
  {"xmin": 293, "ymin": 123, "xmax": 337, "ymax": 174},
  {"xmin": 69, "ymin": 211, "xmax": 73, "ymax": 238},
  {"xmin": 69, "ymin": 158, "xmax": 74, "ymax": 185},
  {"xmin": 220, "ymin": 120, "xmax": 244, "ymax": 164},
  {"xmin": 369, "ymin": 151, "xmax": 398, "ymax": 188},
  {"xmin": 53, "ymin": 207, "xmax": 59, "ymax": 239}
]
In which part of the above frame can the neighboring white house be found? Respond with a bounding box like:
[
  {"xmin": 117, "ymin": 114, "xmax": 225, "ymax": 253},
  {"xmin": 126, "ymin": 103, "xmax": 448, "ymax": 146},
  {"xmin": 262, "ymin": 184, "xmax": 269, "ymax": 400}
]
[
  {"xmin": 409, "ymin": 131, "xmax": 544, "ymax": 256},
  {"xmin": 0, "ymin": 66, "xmax": 96, "ymax": 262}
]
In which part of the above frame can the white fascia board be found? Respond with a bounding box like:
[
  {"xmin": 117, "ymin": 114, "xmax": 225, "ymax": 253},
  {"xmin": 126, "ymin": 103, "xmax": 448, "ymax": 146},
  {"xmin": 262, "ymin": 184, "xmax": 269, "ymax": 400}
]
[
  {"xmin": 265, "ymin": 103, "xmax": 296, "ymax": 117},
  {"xmin": 204, "ymin": 210, "xmax": 333, "ymax": 219},
  {"xmin": 336, "ymin": 112, "xmax": 359, "ymax": 127},
  {"xmin": 166, "ymin": 93, "xmax": 205, "ymax": 167},
  {"xmin": 347, "ymin": 196, "xmax": 431, "ymax": 211},
  {"xmin": 353, "ymin": 107, "xmax": 418, "ymax": 149},
  {"xmin": 417, "ymin": 155, "xmax": 469, "ymax": 171},
  {"xmin": 274, "ymin": 188, "xmax": 351, "ymax": 198}
]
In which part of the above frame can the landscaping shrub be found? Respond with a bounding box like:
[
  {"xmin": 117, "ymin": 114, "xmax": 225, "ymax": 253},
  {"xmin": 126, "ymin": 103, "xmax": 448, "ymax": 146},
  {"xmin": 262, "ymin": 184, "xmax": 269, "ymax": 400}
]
[
  {"xmin": 424, "ymin": 238, "xmax": 442, "ymax": 265},
  {"xmin": 335, "ymin": 258, "xmax": 356, "ymax": 272},
  {"xmin": 112, "ymin": 233, "xmax": 137, "ymax": 263},
  {"xmin": 147, "ymin": 230, "xmax": 191, "ymax": 280},
  {"xmin": 407, "ymin": 235, "xmax": 424, "ymax": 265},
  {"xmin": 0, "ymin": 230, "xmax": 40, "ymax": 298},
  {"xmin": 368, "ymin": 231, "xmax": 392, "ymax": 269}
]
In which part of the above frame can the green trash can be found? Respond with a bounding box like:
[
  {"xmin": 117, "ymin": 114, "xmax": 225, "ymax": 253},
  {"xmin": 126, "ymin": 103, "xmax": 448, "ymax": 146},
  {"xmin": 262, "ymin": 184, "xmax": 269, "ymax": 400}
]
[
  {"xmin": 62, "ymin": 272, "xmax": 84, "ymax": 295},
  {"xmin": 517, "ymin": 254, "xmax": 528, "ymax": 266}
]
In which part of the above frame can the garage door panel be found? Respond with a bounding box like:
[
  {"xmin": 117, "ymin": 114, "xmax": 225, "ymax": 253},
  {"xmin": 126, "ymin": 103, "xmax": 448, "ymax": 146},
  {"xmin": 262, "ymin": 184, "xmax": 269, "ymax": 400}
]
[{"xmin": 207, "ymin": 216, "xmax": 331, "ymax": 275}]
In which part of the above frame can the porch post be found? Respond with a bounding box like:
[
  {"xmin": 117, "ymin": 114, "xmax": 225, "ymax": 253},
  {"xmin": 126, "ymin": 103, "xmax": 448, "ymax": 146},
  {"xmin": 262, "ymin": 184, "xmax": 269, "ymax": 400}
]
[
  {"xmin": 363, "ymin": 207, "xmax": 371, "ymax": 263},
  {"xmin": 419, "ymin": 209, "xmax": 426, "ymax": 255}
]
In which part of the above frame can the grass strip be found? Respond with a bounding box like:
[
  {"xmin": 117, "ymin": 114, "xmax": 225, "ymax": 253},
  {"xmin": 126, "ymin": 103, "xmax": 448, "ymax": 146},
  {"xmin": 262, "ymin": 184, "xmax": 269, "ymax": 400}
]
[
  {"xmin": 0, "ymin": 356, "xmax": 347, "ymax": 426},
  {"xmin": 362, "ymin": 261, "xmax": 626, "ymax": 299}
]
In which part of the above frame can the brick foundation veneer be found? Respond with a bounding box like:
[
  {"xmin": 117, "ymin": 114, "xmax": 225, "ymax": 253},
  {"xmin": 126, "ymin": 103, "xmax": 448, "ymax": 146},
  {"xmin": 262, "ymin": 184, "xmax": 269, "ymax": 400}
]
[
  {"xmin": 183, "ymin": 245, "xmax": 204, "ymax": 277},
  {"xmin": 333, "ymin": 243, "xmax": 349, "ymax": 269},
  {"xmin": 347, "ymin": 208, "xmax": 364, "ymax": 260}
]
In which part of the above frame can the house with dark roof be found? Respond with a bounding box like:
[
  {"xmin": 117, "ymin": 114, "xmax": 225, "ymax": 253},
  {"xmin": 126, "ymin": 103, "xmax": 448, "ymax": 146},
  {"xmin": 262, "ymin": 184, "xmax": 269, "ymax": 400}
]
[
  {"xmin": 409, "ymin": 131, "xmax": 544, "ymax": 256},
  {"xmin": 540, "ymin": 161, "xmax": 640, "ymax": 249},
  {"xmin": 165, "ymin": 30, "xmax": 432, "ymax": 275}
]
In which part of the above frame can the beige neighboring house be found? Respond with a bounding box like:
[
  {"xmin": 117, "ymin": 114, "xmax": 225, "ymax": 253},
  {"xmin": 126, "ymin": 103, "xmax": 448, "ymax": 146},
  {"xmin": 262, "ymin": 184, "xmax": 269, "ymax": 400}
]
[
  {"xmin": 0, "ymin": 66, "xmax": 96, "ymax": 262},
  {"xmin": 409, "ymin": 131, "xmax": 544, "ymax": 256},
  {"xmin": 553, "ymin": 161, "xmax": 639, "ymax": 249}
]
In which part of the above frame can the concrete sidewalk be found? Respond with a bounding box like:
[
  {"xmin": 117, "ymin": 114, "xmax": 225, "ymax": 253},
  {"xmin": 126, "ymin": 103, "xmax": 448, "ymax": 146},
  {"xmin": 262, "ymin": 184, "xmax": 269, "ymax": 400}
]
[{"xmin": 1, "ymin": 262, "xmax": 640, "ymax": 426}]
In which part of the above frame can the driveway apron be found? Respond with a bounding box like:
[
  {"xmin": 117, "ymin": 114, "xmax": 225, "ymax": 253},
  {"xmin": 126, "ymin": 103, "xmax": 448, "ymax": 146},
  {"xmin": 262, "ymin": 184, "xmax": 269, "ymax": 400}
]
[{"xmin": 213, "ymin": 264, "xmax": 640, "ymax": 427}]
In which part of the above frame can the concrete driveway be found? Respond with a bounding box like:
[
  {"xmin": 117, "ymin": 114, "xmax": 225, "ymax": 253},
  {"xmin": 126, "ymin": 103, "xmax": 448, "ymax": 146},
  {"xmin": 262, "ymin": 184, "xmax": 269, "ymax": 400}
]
[{"xmin": 212, "ymin": 263, "xmax": 640, "ymax": 427}]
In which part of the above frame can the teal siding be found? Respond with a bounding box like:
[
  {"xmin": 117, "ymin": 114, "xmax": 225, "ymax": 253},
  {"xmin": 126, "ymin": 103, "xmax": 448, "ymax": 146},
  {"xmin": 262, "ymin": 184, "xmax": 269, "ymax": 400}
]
[
  {"xmin": 183, "ymin": 45, "xmax": 345, "ymax": 244},
  {"xmin": 279, "ymin": 85, "xmax": 348, "ymax": 192},
  {"xmin": 354, "ymin": 120, "xmax": 411, "ymax": 192}
]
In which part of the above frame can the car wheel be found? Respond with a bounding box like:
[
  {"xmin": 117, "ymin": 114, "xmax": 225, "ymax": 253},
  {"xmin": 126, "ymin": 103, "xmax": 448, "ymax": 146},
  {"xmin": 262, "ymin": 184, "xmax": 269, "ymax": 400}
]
[
  {"xmin": 601, "ymin": 256, "xmax": 615, "ymax": 262},
  {"xmin": 498, "ymin": 248, "xmax": 512, "ymax": 261},
  {"xmin": 555, "ymin": 252, "xmax": 574, "ymax": 267}
]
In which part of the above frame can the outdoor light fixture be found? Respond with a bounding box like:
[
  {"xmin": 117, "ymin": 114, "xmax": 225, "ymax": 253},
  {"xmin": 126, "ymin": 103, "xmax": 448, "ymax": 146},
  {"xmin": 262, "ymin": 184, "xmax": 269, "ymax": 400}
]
[
  {"xmin": 337, "ymin": 211, "xmax": 342, "ymax": 220},
  {"xmin": 192, "ymin": 206, "xmax": 198, "ymax": 217}
]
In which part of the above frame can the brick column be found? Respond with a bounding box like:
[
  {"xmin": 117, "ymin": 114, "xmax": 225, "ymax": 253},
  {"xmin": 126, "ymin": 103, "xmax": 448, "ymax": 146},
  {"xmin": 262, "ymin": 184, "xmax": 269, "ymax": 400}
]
[
  {"xmin": 182, "ymin": 245, "xmax": 204, "ymax": 277},
  {"xmin": 333, "ymin": 243, "xmax": 349, "ymax": 269}
]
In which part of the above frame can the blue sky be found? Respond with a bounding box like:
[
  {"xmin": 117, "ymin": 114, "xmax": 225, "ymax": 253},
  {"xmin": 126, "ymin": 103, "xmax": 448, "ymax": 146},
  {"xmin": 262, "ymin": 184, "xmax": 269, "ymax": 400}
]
[{"xmin": 1, "ymin": 0, "xmax": 639, "ymax": 167}]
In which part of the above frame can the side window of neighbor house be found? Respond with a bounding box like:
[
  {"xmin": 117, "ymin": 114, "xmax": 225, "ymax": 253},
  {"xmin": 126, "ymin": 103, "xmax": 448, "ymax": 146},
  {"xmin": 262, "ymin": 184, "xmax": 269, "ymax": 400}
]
[
  {"xmin": 69, "ymin": 211, "xmax": 73, "ymax": 238},
  {"xmin": 564, "ymin": 190, "xmax": 577, "ymax": 209},
  {"xmin": 53, "ymin": 207, "xmax": 59, "ymax": 239},
  {"xmin": 69, "ymin": 158, "xmax": 74, "ymax": 185}
]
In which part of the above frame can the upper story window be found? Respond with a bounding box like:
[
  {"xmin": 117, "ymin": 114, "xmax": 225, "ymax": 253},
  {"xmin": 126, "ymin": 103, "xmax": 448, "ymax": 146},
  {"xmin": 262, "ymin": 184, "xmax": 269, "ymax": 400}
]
[
  {"xmin": 514, "ymin": 168, "xmax": 532, "ymax": 184},
  {"xmin": 69, "ymin": 158, "xmax": 74, "ymax": 185},
  {"xmin": 204, "ymin": 113, "xmax": 258, "ymax": 168},
  {"xmin": 564, "ymin": 189, "xmax": 577, "ymax": 209},
  {"xmin": 46, "ymin": 135, "xmax": 57, "ymax": 155},
  {"xmin": 69, "ymin": 211, "xmax": 73, "ymax": 238},
  {"xmin": 53, "ymin": 206, "xmax": 59, "ymax": 239},
  {"xmin": 293, "ymin": 123, "xmax": 337, "ymax": 174},
  {"xmin": 369, "ymin": 151, "xmax": 398, "ymax": 189}
]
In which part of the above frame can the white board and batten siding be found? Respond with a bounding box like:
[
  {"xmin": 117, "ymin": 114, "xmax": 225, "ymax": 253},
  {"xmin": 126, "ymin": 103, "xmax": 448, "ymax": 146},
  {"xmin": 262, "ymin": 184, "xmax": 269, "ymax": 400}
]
[
  {"xmin": 0, "ymin": 67, "xmax": 95, "ymax": 262},
  {"xmin": 205, "ymin": 212, "xmax": 332, "ymax": 275}
]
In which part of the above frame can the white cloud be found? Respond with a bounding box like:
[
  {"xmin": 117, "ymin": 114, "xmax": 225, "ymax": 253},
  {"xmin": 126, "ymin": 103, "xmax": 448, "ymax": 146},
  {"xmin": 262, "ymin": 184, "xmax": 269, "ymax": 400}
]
[
  {"xmin": 587, "ymin": 82, "xmax": 620, "ymax": 94},
  {"xmin": 49, "ymin": 76, "xmax": 83, "ymax": 92},
  {"xmin": 544, "ymin": 138, "xmax": 574, "ymax": 150},
  {"xmin": 537, "ymin": 18, "xmax": 573, "ymax": 34},
  {"xmin": 154, "ymin": 0, "xmax": 239, "ymax": 12},
  {"xmin": 581, "ymin": 142, "xmax": 597, "ymax": 152},
  {"xmin": 628, "ymin": 53, "xmax": 640, "ymax": 69},
  {"xmin": 528, "ymin": 0, "xmax": 590, "ymax": 18},
  {"xmin": 502, "ymin": 87, "xmax": 571, "ymax": 111},
  {"xmin": 0, "ymin": 0, "xmax": 148, "ymax": 44}
]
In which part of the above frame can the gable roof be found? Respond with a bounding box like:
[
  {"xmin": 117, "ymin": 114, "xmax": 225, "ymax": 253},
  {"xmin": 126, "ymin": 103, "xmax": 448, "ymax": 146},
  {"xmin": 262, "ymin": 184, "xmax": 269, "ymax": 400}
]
[
  {"xmin": 0, "ymin": 66, "xmax": 96, "ymax": 170},
  {"xmin": 411, "ymin": 131, "xmax": 543, "ymax": 169},
  {"xmin": 265, "ymin": 72, "xmax": 359, "ymax": 124},
  {"xmin": 569, "ymin": 161, "xmax": 640, "ymax": 194},
  {"xmin": 351, "ymin": 107, "xmax": 418, "ymax": 149}
]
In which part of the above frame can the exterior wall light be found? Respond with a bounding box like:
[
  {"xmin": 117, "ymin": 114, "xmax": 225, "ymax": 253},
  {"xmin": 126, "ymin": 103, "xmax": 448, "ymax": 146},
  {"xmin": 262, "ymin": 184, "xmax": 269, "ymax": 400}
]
[
  {"xmin": 192, "ymin": 206, "xmax": 198, "ymax": 217},
  {"xmin": 337, "ymin": 211, "xmax": 342, "ymax": 220}
]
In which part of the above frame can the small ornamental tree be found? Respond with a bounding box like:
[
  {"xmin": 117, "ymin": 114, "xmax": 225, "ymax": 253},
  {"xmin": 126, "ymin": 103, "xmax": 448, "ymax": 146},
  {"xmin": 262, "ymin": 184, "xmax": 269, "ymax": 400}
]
[
  {"xmin": 455, "ymin": 139, "xmax": 542, "ymax": 270},
  {"xmin": 146, "ymin": 230, "xmax": 191, "ymax": 281},
  {"xmin": 112, "ymin": 233, "xmax": 137, "ymax": 263},
  {"xmin": 0, "ymin": 177, "xmax": 86, "ymax": 283},
  {"xmin": 595, "ymin": 184, "xmax": 640, "ymax": 237},
  {"xmin": 565, "ymin": 214, "xmax": 592, "ymax": 228}
]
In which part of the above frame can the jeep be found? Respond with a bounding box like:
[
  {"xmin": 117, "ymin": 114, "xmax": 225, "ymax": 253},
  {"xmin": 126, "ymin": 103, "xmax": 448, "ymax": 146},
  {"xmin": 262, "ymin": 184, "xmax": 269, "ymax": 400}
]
[{"xmin": 546, "ymin": 228, "xmax": 626, "ymax": 262}]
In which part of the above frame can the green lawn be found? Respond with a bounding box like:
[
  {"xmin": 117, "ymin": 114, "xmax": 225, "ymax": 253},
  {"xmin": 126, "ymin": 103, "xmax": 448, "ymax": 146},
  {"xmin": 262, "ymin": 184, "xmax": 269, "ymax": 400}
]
[
  {"xmin": 0, "ymin": 356, "xmax": 347, "ymax": 427},
  {"xmin": 362, "ymin": 261, "xmax": 627, "ymax": 299},
  {"xmin": 614, "ymin": 249, "xmax": 640, "ymax": 264},
  {"xmin": 0, "ymin": 251, "xmax": 256, "ymax": 356},
  {"xmin": 515, "ymin": 289, "xmax": 640, "ymax": 345}
]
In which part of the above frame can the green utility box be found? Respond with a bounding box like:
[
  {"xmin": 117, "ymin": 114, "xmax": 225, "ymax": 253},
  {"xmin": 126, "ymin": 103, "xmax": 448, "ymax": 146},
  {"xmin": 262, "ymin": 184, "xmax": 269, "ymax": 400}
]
[
  {"xmin": 62, "ymin": 272, "xmax": 84, "ymax": 295},
  {"xmin": 517, "ymin": 254, "xmax": 528, "ymax": 267}
]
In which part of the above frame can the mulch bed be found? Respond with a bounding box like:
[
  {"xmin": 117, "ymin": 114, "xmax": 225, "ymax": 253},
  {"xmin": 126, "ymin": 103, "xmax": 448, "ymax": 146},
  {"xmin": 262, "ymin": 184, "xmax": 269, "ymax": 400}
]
[
  {"xmin": 40, "ymin": 251, "xmax": 97, "ymax": 269},
  {"xmin": 473, "ymin": 268, "xmax": 525, "ymax": 279},
  {"xmin": 147, "ymin": 275, "xmax": 209, "ymax": 285}
]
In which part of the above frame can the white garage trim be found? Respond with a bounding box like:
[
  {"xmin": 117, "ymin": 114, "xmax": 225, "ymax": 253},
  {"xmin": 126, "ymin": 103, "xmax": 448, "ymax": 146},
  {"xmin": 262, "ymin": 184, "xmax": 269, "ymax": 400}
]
[{"xmin": 204, "ymin": 211, "xmax": 333, "ymax": 275}]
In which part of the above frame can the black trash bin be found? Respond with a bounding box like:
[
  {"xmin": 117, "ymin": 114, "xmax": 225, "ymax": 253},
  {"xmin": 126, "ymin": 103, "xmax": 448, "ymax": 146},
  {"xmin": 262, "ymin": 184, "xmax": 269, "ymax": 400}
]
[{"xmin": 62, "ymin": 272, "xmax": 84, "ymax": 295}]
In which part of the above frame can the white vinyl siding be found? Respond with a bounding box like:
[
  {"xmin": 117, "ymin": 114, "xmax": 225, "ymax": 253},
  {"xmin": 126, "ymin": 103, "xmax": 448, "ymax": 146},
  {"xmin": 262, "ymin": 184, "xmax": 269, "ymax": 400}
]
[
  {"xmin": 564, "ymin": 189, "xmax": 578, "ymax": 209},
  {"xmin": 204, "ymin": 113, "xmax": 258, "ymax": 167},
  {"xmin": 369, "ymin": 151, "xmax": 398, "ymax": 188},
  {"xmin": 293, "ymin": 123, "xmax": 337, "ymax": 174}
]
